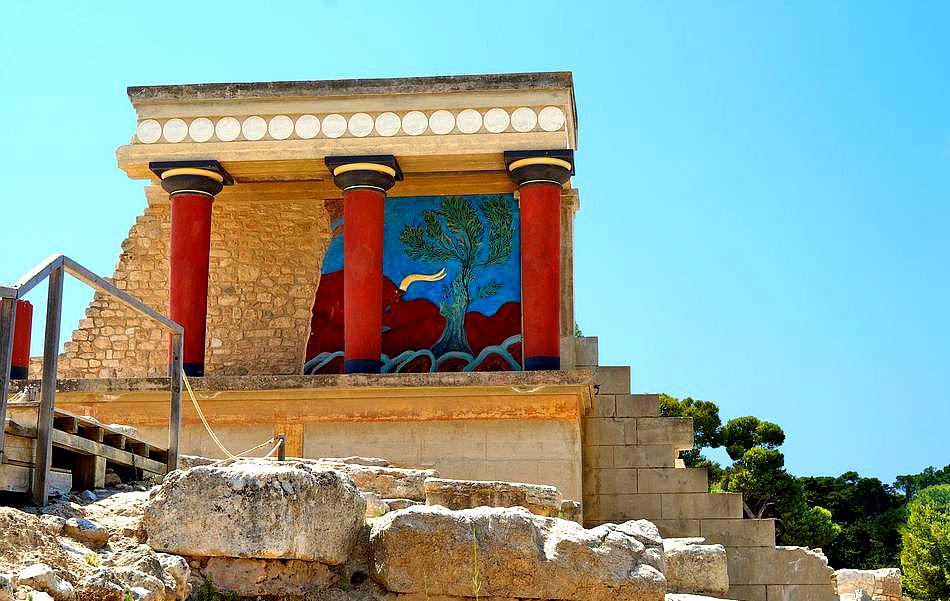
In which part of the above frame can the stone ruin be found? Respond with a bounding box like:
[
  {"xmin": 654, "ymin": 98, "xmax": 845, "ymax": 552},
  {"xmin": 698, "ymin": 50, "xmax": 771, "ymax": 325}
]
[{"xmin": 0, "ymin": 72, "xmax": 895, "ymax": 600}]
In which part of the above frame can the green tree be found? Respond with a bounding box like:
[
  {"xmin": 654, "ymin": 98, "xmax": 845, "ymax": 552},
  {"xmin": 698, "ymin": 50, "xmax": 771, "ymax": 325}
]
[
  {"xmin": 801, "ymin": 472, "xmax": 904, "ymax": 569},
  {"xmin": 901, "ymin": 484, "xmax": 950, "ymax": 600},
  {"xmin": 658, "ymin": 394, "xmax": 724, "ymax": 481},
  {"xmin": 400, "ymin": 195, "xmax": 513, "ymax": 356},
  {"xmin": 896, "ymin": 465, "xmax": 950, "ymax": 501}
]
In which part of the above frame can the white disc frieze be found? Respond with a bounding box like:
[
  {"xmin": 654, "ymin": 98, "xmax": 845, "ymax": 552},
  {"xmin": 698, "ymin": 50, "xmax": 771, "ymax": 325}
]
[
  {"xmin": 456, "ymin": 109, "xmax": 483, "ymax": 134},
  {"xmin": 374, "ymin": 112, "xmax": 401, "ymax": 136},
  {"xmin": 483, "ymin": 108, "xmax": 510, "ymax": 133},
  {"xmin": 215, "ymin": 117, "xmax": 241, "ymax": 142},
  {"xmin": 538, "ymin": 106, "xmax": 567, "ymax": 132},
  {"xmin": 348, "ymin": 113, "xmax": 374, "ymax": 137},
  {"xmin": 268, "ymin": 115, "xmax": 294, "ymax": 140},
  {"xmin": 322, "ymin": 114, "xmax": 347, "ymax": 138},
  {"xmin": 402, "ymin": 111, "xmax": 428, "ymax": 136},
  {"xmin": 162, "ymin": 118, "xmax": 188, "ymax": 143},
  {"xmin": 295, "ymin": 114, "xmax": 320, "ymax": 139},
  {"xmin": 428, "ymin": 110, "xmax": 455, "ymax": 135},
  {"xmin": 188, "ymin": 117, "xmax": 214, "ymax": 142},
  {"xmin": 511, "ymin": 107, "xmax": 538, "ymax": 132},
  {"xmin": 242, "ymin": 116, "xmax": 267, "ymax": 141},
  {"xmin": 136, "ymin": 119, "xmax": 162, "ymax": 144}
]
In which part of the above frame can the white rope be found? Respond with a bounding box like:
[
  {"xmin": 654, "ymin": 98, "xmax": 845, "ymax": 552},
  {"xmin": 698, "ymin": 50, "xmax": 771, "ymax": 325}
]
[{"xmin": 181, "ymin": 370, "xmax": 278, "ymax": 464}]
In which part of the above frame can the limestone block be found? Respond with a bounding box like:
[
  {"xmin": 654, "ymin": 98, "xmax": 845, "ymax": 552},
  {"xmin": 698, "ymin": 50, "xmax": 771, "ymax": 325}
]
[
  {"xmin": 663, "ymin": 538, "xmax": 730, "ymax": 596},
  {"xmin": 700, "ymin": 518, "xmax": 776, "ymax": 547},
  {"xmin": 653, "ymin": 519, "xmax": 703, "ymax": 538},
  {"xmin": 594, "ymin": 366, "xmax": 631, "ymax": 394},
  {"xmin": 143, "ymin": 459, "xmax": 365, "ymax": 563},
  {"xmin": 726, "ymin": 546, "xmax": 835, "ymax": 586},
  {"xmin": 726, "ymin": 584, "xmax": 768, "ymax": 601},
  {"xmin": 574, "ymin": 336, "xmax": 599, "ymax": 367},
  {"xmin": 765, "ymin": 584, "xmax": 838, "ymax": 601},
  {"xmin": 423, "ymin": 477, "xmax": 563, "ymax": 517},
  {"xmin": 583, "ymin": 417, "xmax": 627, "ymax": 446},
  {"xmin": 16, "ymin": 564, "xmax": 75, "ymax": 600},
  {"xmin": 638, "ymin": 468, "xmax": 709, "ymax": 494},
  {"xmin": 618, "ymin": 393, "xmax": 660, "ymax": 417},
  {"xmin": 560, "ymin": 335, "xmax": 577, "ymax": 369},
  {"xmin": 666, "ymin": 595, "xmax": 741, "ymax": 601},
  {"xmin": 200, "ymin": 557, "xmax": 335, "ymax": 597},
  {"xmin": 662, "ymin": 493, "xmax": 743, "ymax": 520},
  {"xmin": 590, "ymin": 394, "xmax": 617, "ymax": 417},
  {"xmin": 637, "ymin": 417, "xmax": 694, "ymax": 447},
  {"xmin": 583, "ymin": 445, "xmax": 615, "ymax": 469},
  {"xmin": 370, "ymin": 505, "xmax": 666, "ymax": 601},
  {"xmin": 598, "ymin": 493, "xmax": 663, "ymax": 521},
  {"xmin": 63, "ymin": 517, "xmax": 110, "ymax": 546},
  {"xmin": 585, "ymin": 468, "xmax": 639, "ymax": 495},
  {"xmin": 615, "ymin": 444, "xmax": 677, "ymax": 468},
  {"xmin": 314, "ymin": 460, "xmax": 437, "ymax": 501},
  {"xmin": 834, "ymin": 568, "xmax": 901, "ymax": 601}
]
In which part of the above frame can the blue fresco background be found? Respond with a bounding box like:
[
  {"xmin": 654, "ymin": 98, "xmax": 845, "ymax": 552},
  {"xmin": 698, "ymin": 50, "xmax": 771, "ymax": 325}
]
[{"xmin": 321, "ymin": 194, "xmax": 521, "ymax": 317}]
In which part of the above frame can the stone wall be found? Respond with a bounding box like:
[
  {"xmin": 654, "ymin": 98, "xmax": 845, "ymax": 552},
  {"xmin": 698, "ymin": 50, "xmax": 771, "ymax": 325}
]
[
  {"xmin": 572, "ymin": 336, "xmax": 837, "ymax": 601},
  {"xmin": 59, "ymin": 189, "xmax": 330, "ymax": 377}
]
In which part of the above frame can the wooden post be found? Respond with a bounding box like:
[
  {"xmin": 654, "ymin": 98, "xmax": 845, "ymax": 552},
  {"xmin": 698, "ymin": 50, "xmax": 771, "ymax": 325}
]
[
  {"xmin": 73, "ymin": 455, "xmax": 106, "ymax": 489},
  {"xmin": 33, "ymin": 265, "xmax": 63, "ymax": 506},
  {"xmin": 277, "ymin": 434, "xmax": 286, "ymax": 461},
  {"xmin": 168, "ymin": 332, "xmax": 183, "ymax": 472},
  {"xmin": 0, "ymin": 297, "xmax": 17, "ymax": 463}
]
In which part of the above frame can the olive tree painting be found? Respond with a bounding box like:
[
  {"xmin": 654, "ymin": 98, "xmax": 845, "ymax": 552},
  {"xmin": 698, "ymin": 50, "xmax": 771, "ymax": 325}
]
[
  {"xmin": 305, "ymin": 194, "xmax": 523, "ymax": 373},
  {"xmin": 399, "ymin": 195, "xmax": 513, "ymax": 356}
]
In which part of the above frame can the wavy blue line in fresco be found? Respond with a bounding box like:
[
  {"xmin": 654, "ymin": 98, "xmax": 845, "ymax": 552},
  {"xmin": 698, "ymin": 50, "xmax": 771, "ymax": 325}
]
[{"xmin": 305, "ymin": 336, "xmax": 521, "ymax": 374}]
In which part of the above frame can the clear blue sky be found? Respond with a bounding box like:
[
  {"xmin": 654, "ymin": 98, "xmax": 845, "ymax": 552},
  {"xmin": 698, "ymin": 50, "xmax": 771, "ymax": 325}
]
[{"xmin": 1, "ymin": 1, "xmax": 947, "ymax": 484}]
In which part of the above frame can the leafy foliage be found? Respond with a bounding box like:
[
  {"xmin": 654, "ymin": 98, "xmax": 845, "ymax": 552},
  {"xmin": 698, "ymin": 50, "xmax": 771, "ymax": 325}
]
[
  {"xmin": 901, "ymin": 484, "xmax": 950, "ymax": 600},
  {"xmin": 720, "ymin": 415, "xmax": 785, "ymax": 461},
  {"xmin": 896, "ymin": 465, "xmax": 950, "ymax": 501}
]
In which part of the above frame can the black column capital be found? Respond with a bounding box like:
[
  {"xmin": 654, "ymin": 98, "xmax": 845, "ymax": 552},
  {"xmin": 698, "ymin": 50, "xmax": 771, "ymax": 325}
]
[
  {"xmin": 150, "ymin": 160, "xmax": 233, "ymax": 197},
  {"xmin": 504, "ymin": 150, "xmax": 574, "ymax": 187},
  {"xmin": 325, "ymin": 155, "xmax": 402, "ymax": 193}
]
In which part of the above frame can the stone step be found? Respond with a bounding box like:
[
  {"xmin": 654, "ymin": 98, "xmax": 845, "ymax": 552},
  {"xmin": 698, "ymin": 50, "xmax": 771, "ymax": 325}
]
[
  {"xmin": 699, "ymin": 518, "xmax": 776, "ymax": 548},
  {"xmin": 593, "ymin": 366, "xmax": 631, "ymax": 394}
]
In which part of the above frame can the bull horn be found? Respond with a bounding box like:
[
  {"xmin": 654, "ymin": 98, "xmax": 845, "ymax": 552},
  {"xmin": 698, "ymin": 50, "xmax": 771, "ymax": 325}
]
[{"xmin": 399, "ymin": 268, "xmax": 447, "ymax": 291}]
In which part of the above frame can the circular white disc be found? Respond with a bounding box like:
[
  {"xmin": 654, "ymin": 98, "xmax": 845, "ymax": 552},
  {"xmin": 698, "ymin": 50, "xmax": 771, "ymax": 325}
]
[
  {"xmin": 375, "ymin": 112, "xmax": 401, "ymax": 136},
  {"xmin": 136, "ymin": 119, "xmax": 162, "ymax": 144},
  {"xmin": 348, "ymin": 113, "xmax": 374, "ymax": 137},
  {"xmin": 162, "ymin": 118, "xmax": 188, "ymax": 143},
  {"xmin": 538, "ymin": 106, "xmax": 566, "ymax": 132},
  {"xmin": 295, "ymin": 114, "xmax": 320, "ymax": 139},
  {"xmin": 456, "ymin": 109, "xmax": 483, "ymax": 134},
  {"xmin": 402, "ymin": 110, "xmax": 428, "ymax": 136},
  {"xmin": 483, "ymin": 108, "xmax": 510, "ymax": 133},
  {"xmin": 188, "ymin": 117, "xmax": 214, "ymax": 142},
  {"xmin": 268, "ymin": 115, "xmax": 294, "ymax": 140},
  {"xmin": 429, "ymin": 110, "xmax": 455, "ymax": 135},
  {"xmin": 215, "ymin": 117, "xmax": 241, "ymax": 142},
  {"xmin": 511, "ymin": 107, "xmax": 538, "ymax": 132},
  {"xmin": 322, "ymin": 114, "xmax": 347, "ymax": 138},
  {"xmin": 242, "ymin": 116, "xmax": 267, "ymax": 141}
]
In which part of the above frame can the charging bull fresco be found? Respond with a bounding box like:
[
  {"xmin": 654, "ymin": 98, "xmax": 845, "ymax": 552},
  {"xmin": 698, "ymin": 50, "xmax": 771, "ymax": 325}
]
[{"xmin": 305, "ymin": 194, "xmax": 523, "ymax": 373}]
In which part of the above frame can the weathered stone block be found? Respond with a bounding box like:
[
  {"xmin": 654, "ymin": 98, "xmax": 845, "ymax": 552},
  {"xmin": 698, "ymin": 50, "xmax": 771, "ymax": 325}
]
[
  {"xmin": 663, "ymin": 538, "xmax": 730, "ymax": 596},
  {"xmin": 728, "ymin": 584, "xmax": 768, "ymax": 601},
  {"xmin": 652, "ymin": 518, "xmax": 703, "ymax": 538},
  {"xmin": 700, "ymin": 518, "xmax": 776, "ymax": 547},
  {"xmin": 370, "ymin": 506, "xmax": 666, "ymax": 601},
  {"xmin": 638, "ymin": 468, "xmax": 708, "ymax": 493},
  {"xmin": 585, "ymin": 468, "xmax": 638, "ymax": 495},
  {"xmin": 765, "ymin": 584, "xmax": 838, "ymax": 601},
  {"xmin": 583, "ymin": 445, "xmax": 615, "ymax": 469},
  {"xmin": 637, "ymin": 417, "xmax": 694, "ymax": 447},
  {"xmin": 597, "ymin": 493, "xmax": 663, "ymax": 521},
  {"xmin": 583, "ymin": 417, "xmax": 626, "ymax": 446},
  {"xmin": 615, "ymin": 445, "xmax": 676, "ymax": 468},
  {"xmin": 617, "ymin": 393, "xmax": 660, "ymax": 417},
  {"xmin": 594, "ymin": 366, "xmax": 631, "ymax": 394},
  {"xmin": 590, "ymin": 394, "xmax": 617, "ymax": 417},
  {"xmin": 574, "ymin": 336, "xmax": 599, "ymax": 367},
  {"xmin": 661, "ymin": 493, "xmax": 743, "ymax": 519},
  {"xmin": 200, "ymin": 557, "xmax": 335, "ymax": 597},
  {"xmin": 726, "ymin": 546, "xmax": 834, "ymax": 586},
  {"xmin": 423, "ymin": 477, "xmax": 562, "ymax": 517}
]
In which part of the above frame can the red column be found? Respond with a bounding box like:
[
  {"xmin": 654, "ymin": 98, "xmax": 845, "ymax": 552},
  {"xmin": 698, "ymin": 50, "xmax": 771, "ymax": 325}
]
[
  {"xmin": 151, "ymin": 161, "xmax": 231, "ymax": 377},
  {"xmin": 326, "ymin": 156, "xmax": 401, "ymax": 374},
  {"xmin": 506, "ymin": 151, "xmax": 574, "ymax": 371},
  {"xmin": 343, "ymin": 189, "xmax": 385, "ymax": 373},
  {"xmin": 9, "ymin": 300, "xmax": 32, "ymax": 379}
]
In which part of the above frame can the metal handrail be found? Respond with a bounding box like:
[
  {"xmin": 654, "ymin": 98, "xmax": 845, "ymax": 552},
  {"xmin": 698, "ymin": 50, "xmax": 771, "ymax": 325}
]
[{"xmin": 0, "ymin": 253, "xmax": 183, "ymax": 505}]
